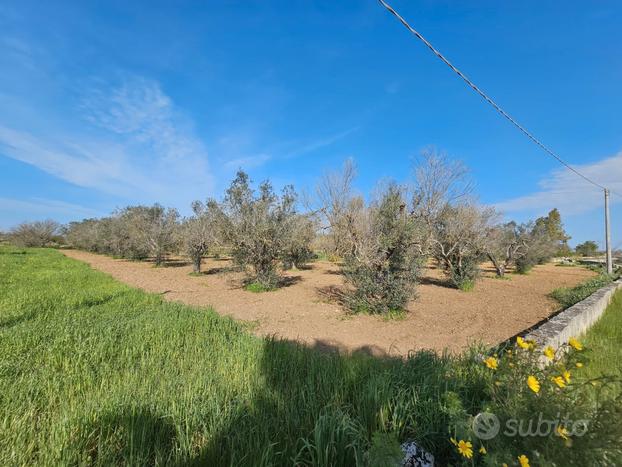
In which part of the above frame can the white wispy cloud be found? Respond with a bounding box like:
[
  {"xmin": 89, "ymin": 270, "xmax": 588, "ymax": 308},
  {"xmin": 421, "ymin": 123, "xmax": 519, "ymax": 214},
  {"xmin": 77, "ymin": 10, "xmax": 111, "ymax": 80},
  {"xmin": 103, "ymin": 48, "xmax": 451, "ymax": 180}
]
[
  {"xmin": 219, "ymin": 127, "xmax": 358, "ymax": 171},
  {"xmin": 224, "ymin": 153, "xmax": 272, "ymax": 170},
  {"xmin": 495, "ymin": 151, "xmax": 622, "ymax": 216},
  {"xmin": 0, "ymin": 76, "xmax": 214, "ymax": 207},
  {"xmin": 283, "ymin": 127, "xmax": 359, "ymax": 159}
]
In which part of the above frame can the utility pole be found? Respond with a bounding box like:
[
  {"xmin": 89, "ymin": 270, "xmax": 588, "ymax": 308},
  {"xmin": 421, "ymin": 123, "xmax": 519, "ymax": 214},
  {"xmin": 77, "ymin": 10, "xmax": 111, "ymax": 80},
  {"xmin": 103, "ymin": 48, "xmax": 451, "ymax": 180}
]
[{"xmin": 605, "ymin": 189, "xmax": 613, "ymax": 274}]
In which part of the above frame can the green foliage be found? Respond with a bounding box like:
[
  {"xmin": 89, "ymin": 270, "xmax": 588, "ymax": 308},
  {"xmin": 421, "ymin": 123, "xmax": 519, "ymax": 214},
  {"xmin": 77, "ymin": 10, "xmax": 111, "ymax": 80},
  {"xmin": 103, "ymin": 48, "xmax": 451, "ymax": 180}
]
[
  {"xmin": 343, "ymin": 185, "xmax": 421, "ymax": 315},
  {"xmin": 367, "ymin": 432, "xmax": 403, "ymax": 467},
  {"xmin": 2, "ymin": 245, "xmax": 621, "ymax": 466},
  {"xmin": 449, "ymin": 256, "xmax": 480, "ymax": 291},
  {"xmin": 537, "ymin": 208, "xmax": 571, "ymax": 256},
  {"xmin": 550, "ymin": 274, "xmax": 618, "ymax": 309},
  {"xmin": 575, "ymin": 240, "xmax": 599, "ymax": 257},
  {"xmin": 244, "ymin": 281, "xmax": 275, "ymax": 293},
  {"xmin": 577, "ymin": 290, "xmax": 622, "ymax": 398},
  {"xmin": 444, "ymin": 338, "xmax": 622, "ymax": 466},
  {"xmin": 294, "ymin": 409, "xmax": 366, "ymax": 467}
]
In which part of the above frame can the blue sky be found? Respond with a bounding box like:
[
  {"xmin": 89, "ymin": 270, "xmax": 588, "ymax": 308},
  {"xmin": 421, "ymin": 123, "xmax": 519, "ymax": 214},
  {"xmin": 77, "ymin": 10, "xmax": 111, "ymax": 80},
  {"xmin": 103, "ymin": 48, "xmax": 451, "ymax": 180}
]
[{"xmin": 1, "ymin": 0, "xmax": 621, "ymax": 247}]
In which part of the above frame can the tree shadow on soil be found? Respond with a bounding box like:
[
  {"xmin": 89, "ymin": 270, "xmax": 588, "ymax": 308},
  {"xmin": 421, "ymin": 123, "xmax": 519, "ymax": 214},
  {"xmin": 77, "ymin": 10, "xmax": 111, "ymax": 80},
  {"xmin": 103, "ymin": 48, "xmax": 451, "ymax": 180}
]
[
  {"xmin": 278, "ymin": 275, "xmax": 303, "ymax": 288},
  {"xmin": 315, "ymin": 284, "xmax": 348, "ymax": 306},
  {"xmin": 417, "ymin": 276, "xmax": 455, "ymax": 290}
]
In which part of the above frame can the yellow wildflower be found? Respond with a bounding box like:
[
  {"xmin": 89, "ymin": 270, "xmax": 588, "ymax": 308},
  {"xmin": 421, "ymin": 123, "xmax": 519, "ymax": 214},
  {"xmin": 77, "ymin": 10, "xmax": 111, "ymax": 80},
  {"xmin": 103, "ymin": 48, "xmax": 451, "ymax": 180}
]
[
  {"xmin": 457, "ymin": 440, "xmax": 473, "ymax": 459},
  {"xmin": 552, "ymin": 375, "xmax": 566, "ymax": 388},
  {"xmin": 502, "ymin": 464, "xmax": 509, "ymax": 467},
  {"xmin": 568, "ymin": 337, "xmax": 583, "ymax": 351},
  {"xmin": 556, "ymin": 425, "xmax": 570, "ymax": 441},
  {"xmin": 563, "ymin": 370, "xmax": 571, "ymax": 383},
  {"xmin": 479, "ymin": 446, "xmax": 487, "ymax": 454},
  {"xmin": 527, "ymin": 375, "xmax": 540, "ymax": 393},
  {"xmin": 518, "ymin": 454, "xmax": 531, "ymax": 467},
  {"xmin": 484, "ymin": 356, "xmax": 498, "ymax": 370},
  {"xmin": 575, "ymin": 362, "xmax": 583, "ymax": 368},
  {"xmin": 495, "ymin": 381, "xmax": 502, "ymax": 386},
  {"xmin": 543, "ymin": 346, "xmax": 555, "ymax": 360},
  {"xmin": 517, "ymin": 336, "xmax": 530, "ymax": 349}
]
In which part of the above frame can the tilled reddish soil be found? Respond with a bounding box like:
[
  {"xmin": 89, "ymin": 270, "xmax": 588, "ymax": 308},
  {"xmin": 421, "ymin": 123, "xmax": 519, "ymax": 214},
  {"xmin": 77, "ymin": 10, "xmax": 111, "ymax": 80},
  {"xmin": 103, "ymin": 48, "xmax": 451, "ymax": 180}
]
[{"xmin": 62, "ymin": 250, "xmax": 595, "ymax": 356}]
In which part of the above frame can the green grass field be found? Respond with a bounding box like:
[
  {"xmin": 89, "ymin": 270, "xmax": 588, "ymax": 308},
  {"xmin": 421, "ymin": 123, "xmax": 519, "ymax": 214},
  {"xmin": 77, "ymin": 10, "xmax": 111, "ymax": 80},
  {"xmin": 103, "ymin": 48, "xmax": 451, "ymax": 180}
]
[
  {"xmin": 577, "ymin": 287, "xmax": 622, "ymax": 396},
  {"xmin": 1, "ymin": 245, "xmax": 621, "ymax": 466}
]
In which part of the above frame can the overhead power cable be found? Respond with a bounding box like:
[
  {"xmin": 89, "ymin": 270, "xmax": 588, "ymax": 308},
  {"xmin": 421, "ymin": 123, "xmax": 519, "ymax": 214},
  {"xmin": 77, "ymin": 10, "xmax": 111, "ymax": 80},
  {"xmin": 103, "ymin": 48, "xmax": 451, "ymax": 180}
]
[{"xmin": 378, "ymin": 0, "xmax": 619, "ymax": 196}]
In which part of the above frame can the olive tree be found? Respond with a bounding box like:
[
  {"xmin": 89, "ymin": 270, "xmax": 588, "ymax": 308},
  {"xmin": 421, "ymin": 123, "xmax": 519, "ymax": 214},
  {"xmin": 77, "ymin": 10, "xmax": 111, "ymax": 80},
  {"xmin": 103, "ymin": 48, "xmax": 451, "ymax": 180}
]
[
  {"xmin": 409, "ymin": 150, "xmax": 493, "ymax": 290},
  {"xmin": 429, "ymin": 203, "xmax": 494, "ymax": 290},
  {"xmin": 136, "ymin": 204, "xmax": 180, "ymax": 266},
  {"xmin": 410, "ymin": 149, "xmax": 473, "ymax": 251},
  {"xmin": 515, "ymin": 221, "xmax": 558, "ymax": 274},
  {"xmin": 182, "ymin": 200, "xmax": 221, "ymax": 273},
  {"xmin": 485, "ymin": 221, "xmax": 531, "ymax": 277},
  {"xmin": 282, "ymin": 214, "xmax": 317, "ymax": 270},
  {"xmin": 315, "ymin": 159, "xmax": 361, "ymax": 258},
  {"xmin": 10, "ymin": 220, "xmax": 61, "ymax": 247},
  {"xmin": 343, "ymin": 184, "xmax": 423, "ymax": 314},
  {"xmin": 221, "ymin": 170, "xmax": 299, "ymax": 290}
]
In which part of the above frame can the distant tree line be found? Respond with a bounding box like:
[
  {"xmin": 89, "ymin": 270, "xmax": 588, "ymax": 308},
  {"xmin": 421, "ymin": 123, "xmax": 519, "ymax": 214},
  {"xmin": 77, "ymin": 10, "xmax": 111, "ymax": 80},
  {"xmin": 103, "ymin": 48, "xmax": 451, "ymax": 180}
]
[{"xmin": 8, "ymin": 149, "xmax": 573, "ymax": 315}]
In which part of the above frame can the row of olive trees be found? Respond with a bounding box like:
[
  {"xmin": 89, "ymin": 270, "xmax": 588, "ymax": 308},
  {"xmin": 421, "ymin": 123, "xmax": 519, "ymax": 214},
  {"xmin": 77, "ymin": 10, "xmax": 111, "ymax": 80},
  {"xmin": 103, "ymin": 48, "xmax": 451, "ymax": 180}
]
[
  {"xmin": 314, "ymin": 150, "xmax": 565, "ymax": 313},
  {"xmin": 7, "ymin": 220, "xmax": 63, "ymax": 247},
  {"xmin": 66, "ymin": 205, "xmax": 179, "ymax": 266},
  {"xmin": 64, "ymin": 171, "xmax": 316, "ymax": 289},
  {"xmin": 15, "ymin": 154, "xmax": 566, "ymax": 315}
]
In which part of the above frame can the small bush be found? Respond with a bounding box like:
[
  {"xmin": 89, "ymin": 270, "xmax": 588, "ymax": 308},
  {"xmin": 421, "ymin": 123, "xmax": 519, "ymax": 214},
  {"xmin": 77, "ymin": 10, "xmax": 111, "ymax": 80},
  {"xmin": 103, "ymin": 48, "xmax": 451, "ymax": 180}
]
[
  {"xmin": 550, "ymin": 274, "xmax": 618, "ymax": 309},
  {"xmin": 445, "ymin": 338, "xmax": 622, "ymax": 466},
  {"xmin": 448, "ymin": 255, "xmax": 480, "ymax": 291},
  {"xmin": 244, "ymin": 281, "xmax": 275, "ymax": 293}
]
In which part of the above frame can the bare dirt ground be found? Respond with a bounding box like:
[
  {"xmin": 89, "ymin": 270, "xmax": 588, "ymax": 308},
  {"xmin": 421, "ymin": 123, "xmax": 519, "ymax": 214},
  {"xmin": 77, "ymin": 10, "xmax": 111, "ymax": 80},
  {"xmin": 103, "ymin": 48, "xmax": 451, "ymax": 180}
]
[{"xmin": 62, "ymin": 250, "xmax": 595, "ymax": 356}]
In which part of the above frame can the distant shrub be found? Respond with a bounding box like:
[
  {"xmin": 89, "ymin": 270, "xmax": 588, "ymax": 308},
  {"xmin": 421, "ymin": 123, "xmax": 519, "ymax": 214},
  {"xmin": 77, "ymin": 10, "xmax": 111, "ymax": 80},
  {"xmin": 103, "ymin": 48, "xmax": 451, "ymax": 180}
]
[
  {"xmin": 9, "ymin": 220, "xmax": 61, "ymax": 247},
  {"xmin": 575, "ymin": 240, "xmax": 599, "ymax": 257}
]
